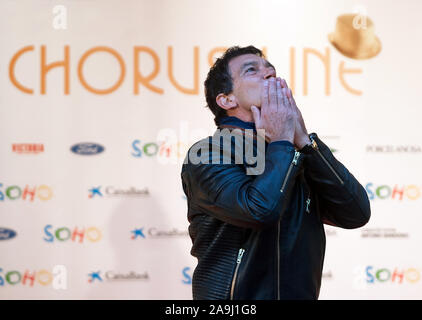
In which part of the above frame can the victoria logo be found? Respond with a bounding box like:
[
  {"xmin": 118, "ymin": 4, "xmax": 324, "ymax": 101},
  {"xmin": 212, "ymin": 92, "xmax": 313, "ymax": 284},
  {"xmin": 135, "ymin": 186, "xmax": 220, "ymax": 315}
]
[
  {"xmin": 0, "ymin": 228, "xmax": 17, "ymax": 240},
  {"xmin": 12, "ymin": 143, "xmax": 44, "ymax": 154},
  {"xmin": 71, "ymin": 143, "xmax": 104, "ymax": 155}
]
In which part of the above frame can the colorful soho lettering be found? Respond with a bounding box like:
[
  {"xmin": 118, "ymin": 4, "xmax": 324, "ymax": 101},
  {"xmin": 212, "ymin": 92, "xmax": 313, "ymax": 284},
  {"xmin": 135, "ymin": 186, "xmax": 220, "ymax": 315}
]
[
  {"xmin": 43, "ymin": 225, "xmax": 102, "ymax": 243},
  {"xmin": 0, "ymin": 184, "xmax": 53, "ymax": 201},
  {"xmin": 131, "ymin": 140, "xmax": 187, "ymax": 158},
  {"xmin": 0, "ymin": 269, "xmax": 54, "ymax": 287},
  {"xmin": 366, "ymin": 266, "xmax": 421, "ymax": 284},
  {"xmin": 365, "ymin": 183, "xmax": 421, "ymax": 200}
]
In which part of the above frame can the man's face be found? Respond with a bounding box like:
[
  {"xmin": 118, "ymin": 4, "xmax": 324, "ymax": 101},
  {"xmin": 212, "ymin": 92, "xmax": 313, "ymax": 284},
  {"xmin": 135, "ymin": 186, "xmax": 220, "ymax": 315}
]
[{"xmin": 228, "ymin": 53, "xmax": 277, "ymax": 112}]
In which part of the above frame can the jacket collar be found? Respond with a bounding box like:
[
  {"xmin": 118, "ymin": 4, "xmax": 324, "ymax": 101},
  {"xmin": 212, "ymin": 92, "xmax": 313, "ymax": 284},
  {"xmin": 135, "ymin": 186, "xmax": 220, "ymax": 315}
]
[
  {"xmin": 218, "ymin": 116, "xmax": 256, "ymax": 131},
  {"xmin": 217, "ymin": 116, "xmax": 272, "ymax": 145}
]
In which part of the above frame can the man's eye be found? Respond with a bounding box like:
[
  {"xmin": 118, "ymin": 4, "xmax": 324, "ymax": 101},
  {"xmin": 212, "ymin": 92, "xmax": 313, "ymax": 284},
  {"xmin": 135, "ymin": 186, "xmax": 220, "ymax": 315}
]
[{"xmin": 246, "ymin": 67, "xmax": 256, "ymax": 73}]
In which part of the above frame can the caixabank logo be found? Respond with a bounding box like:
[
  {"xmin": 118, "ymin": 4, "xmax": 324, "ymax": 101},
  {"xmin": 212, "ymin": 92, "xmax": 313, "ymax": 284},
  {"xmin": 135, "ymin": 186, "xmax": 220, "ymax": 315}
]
[
  {"xmin": 0, "ymin": 266, "xmax": 67, "ymax": 288},
  {"xmin": 88, "ymin": 270, "xmax": 149, "ymax": 283},
  {"xmin": 88, "ymin": 186, "xmax": 149, "ymax": 198},
  {"xmin": 43, "ymin": 225, "xmax": 102, "ymax": 243},
  {"xmin": 130, "ymin": 226, "xmax": 188, "ymax": 240},
  {"xmin": 0, "ymin": 184, "xmax": 53, "ymax": 202},
  {"xmin": 365, "ymin": 183, "xmax": 421, "ymax": 201}
]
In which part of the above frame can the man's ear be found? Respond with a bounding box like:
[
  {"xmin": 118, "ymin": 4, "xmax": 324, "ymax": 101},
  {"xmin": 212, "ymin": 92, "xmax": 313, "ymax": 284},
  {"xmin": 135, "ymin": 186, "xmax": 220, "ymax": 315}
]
[{"xmin": 216, "ymin": 93, "xmax": 238, "ymax": 111}]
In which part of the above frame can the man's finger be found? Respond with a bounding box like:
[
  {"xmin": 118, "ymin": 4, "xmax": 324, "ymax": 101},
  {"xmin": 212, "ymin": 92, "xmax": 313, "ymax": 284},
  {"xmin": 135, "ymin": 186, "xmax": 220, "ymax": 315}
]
[
  {"xmin": 282, "ymin": 88, "xmax": 290, "ymax": 109},
  {"xmin": 276, "ymin": 78, "xmax": 283, "ymax": 111},
  {"xmin": 251, "ymin": 105, "xmax": 261, "ymax": 126},
  {"xmin": 260, "ymin": 79, "xmax": 269, "ymax": 114},
  {"xmin": 288, "ymin": 88, "xmax": 297, "ymax": 109},
  {"xmin": 268, "ymin": 78, "xmax": 277, "ymax": 111}
]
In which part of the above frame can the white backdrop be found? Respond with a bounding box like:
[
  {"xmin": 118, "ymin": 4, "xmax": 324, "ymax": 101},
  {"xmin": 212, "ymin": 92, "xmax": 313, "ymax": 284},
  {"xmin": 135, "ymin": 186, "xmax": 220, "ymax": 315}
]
[{"xmin": 1, "ymin": 0, "xmax": 421, "ymax": 299}]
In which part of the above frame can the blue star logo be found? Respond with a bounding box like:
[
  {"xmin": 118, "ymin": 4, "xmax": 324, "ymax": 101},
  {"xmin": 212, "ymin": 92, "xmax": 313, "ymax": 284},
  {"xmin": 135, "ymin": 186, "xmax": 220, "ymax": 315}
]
[
  {"xmin": 88, "ymin": 271, "xmax": 102, "ymax": 283},
  {"xmin": 131, "ymin": 228, "xmax": 145, "ymax": 239},
  {"xmin": 88, "ymin": 186, "xmax": 103, "ymax": 198}
]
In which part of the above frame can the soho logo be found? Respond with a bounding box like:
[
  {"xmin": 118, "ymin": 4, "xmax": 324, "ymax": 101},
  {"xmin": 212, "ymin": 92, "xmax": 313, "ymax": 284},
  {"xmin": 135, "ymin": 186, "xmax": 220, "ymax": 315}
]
[
  {"xmin": 131, "ymin": 121, "xmax": 208, "ymax": 165},
  {"xmin": 133, "ymin": 123, "xmax": 266, "ymax": 175},
  {"xmin": 0, "ymin": 184, "xmax": 53, "ymax": 201},
  {"xmin": 182, "ymin": 267, "xmax": 192, "ymax": 285},
  {"xmin": 353, "ymin": 265, "xmax": 422, "ymax": 290},
  {"xmin": 365, "ymin": 183, "xmax": 421, "ymax": 201},
  {"xmin": 366, "ymin": 266, "xmax": 421, "ymax": 284},
  {"xmin": 43, "ymin": 225, "xmax": 102, "ymax": 243},
  {"xmin": 0, "ymin": 265, "xmax": 67, "ymax": 289}
]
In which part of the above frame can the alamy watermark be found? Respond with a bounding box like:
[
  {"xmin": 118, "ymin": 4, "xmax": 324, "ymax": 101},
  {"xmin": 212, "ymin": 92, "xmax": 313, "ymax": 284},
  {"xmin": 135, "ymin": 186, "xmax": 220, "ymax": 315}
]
[{"xmin": 184, "ymin": 128, "xmax": 267, "ymax": 175}]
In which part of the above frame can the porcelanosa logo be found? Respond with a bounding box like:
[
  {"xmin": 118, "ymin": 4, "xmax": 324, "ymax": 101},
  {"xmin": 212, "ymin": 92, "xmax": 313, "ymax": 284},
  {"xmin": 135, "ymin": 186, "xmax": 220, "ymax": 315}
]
[
  {"xmin": 70, "ymin": 142, "xmax": 104, "ymax": 155},
  {"xmin": 88, "ymin": 186, "xmax": 149, "ymax": 198},
  {"xmin": 361, "ymin": 228, "xmax": 409, "ymax": 239},
  {"xmin": 88, "ymin": 270, "xmax": 149, "ymax": 283},
  {"xmin": 0, "ymin": 184, "xmax": 53, "ymax": 202},
  {"xmin": 365, "ymin": 183, "xmax": 421, "ymax": 201},
  {"xmin": 131, "ymin": 227, "xmax": 188, "ymax": 239},
  {"xmin": 366, "ymin": 145, "xmax": 422, "ymax": 153}
]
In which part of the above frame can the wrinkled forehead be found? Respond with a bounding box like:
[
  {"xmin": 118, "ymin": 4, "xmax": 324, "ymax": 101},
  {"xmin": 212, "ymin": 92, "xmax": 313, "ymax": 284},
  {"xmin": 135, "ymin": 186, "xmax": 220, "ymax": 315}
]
[{"xmin": 228, "ymin": 53, "xmax": 273, "ymax": 76}]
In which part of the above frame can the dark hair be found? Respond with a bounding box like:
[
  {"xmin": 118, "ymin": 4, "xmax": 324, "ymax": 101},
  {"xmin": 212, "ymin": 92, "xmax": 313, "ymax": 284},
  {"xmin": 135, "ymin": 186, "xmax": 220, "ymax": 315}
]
[{"xmin": 204, "ymin": 45, "xmax": 264, "ymax": 126}]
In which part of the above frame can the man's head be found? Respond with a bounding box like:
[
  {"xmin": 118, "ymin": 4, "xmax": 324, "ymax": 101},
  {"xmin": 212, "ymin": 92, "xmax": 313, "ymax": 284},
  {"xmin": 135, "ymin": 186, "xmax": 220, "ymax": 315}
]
[{"xmin": 204, "ymin": 45, "xmax": 276, "ymax": 125}]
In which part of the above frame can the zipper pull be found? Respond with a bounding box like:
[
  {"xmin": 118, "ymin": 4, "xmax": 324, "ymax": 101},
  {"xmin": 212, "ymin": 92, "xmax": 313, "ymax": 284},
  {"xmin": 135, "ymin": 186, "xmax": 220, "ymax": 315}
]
[
  {"xmin": 305, "ymin": 198, "xmax": 311, "ymax": 213},
  {"xmin": 237, "ymin": 248, "xmax": 245, "ymax": 263},
  {"xmin": 292, "ymin": 151, "xmax": 300, "ymax": 165}
]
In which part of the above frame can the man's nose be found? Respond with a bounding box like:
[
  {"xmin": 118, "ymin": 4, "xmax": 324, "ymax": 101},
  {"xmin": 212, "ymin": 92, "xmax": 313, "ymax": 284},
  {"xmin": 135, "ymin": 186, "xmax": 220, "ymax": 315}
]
[{"xmin": 263, "ymin": 67, "xmax": 276, "ymax": 79}]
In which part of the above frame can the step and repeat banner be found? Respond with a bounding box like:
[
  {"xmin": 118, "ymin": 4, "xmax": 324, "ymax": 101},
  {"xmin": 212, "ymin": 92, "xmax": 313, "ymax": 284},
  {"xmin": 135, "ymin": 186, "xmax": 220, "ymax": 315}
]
[{"xmin": 1, "ymin": 0, "xmax": 421, "ymax": 299}]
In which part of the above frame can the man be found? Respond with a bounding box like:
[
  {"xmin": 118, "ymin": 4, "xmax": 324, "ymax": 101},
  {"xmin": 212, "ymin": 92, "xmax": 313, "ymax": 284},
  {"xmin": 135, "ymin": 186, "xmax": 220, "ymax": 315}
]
[{"xmin": 181, "ymin": 46, "xmax": 370, "ymax": 300}]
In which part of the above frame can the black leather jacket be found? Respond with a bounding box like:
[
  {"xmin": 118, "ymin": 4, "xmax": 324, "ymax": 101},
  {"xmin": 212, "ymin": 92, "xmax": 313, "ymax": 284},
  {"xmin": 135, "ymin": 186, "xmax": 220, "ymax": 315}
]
[{"xmin": 181, "ymin": 119, "xmax": 370, "ymax": 300}]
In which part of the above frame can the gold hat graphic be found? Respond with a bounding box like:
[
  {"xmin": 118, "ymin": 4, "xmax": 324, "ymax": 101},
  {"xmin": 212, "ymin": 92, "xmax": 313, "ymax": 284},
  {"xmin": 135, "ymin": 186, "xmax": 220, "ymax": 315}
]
[{"xmin": 328, "ymin": 13, "xmax": 381, "ymax": 59}]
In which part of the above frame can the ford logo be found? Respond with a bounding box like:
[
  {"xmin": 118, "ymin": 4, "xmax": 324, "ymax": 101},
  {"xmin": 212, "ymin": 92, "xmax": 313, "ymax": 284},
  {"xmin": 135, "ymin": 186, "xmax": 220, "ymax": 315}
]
[
  {"xmin": 71, "ymin": 143, "xmax": 105, "ymax": 155},
  {"xmin": 0, "ymin": 228, "xmax": 17, "ymax": 240}
]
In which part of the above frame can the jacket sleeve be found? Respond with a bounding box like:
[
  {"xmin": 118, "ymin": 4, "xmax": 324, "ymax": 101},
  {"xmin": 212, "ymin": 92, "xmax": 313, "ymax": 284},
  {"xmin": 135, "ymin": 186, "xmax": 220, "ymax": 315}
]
[
  {"xmin": 301, "ymin": 133, "xmax": 371, "ymax": 229},
  {"xmin": 182, "ymin": 139, "xmax": 303, "ymax": 230}
]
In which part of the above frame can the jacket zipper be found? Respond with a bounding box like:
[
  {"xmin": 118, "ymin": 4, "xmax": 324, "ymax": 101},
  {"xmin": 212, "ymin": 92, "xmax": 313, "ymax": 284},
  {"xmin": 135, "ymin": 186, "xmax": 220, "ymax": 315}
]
[
  {"xmin": 280, "ymin": 151, "xmax": 301, "ymax": 193},
  {"xmin": 314, "ymin": 148, "xmax": 344, "ymax": 185},
  {"xmin": 230, "ymin": 248, "xmax": 245, "ymax": 300},
  {"xmin": 277, "ymin": 150, "xmax": 300, "ymax": 299},
  {"xmin": 305, "ymin": 197, "xmax": 311, "ymax": 213}
]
